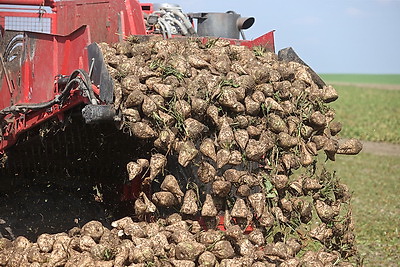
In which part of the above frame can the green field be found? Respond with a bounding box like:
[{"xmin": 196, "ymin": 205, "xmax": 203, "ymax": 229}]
[
  {"xmin": 317, "ymin": 74, "xmax": 400, "ymax": 266},
  {"xmin": 324, "ymin": 153, "xmax": 400, "ymax": 266},
  {"xmin": 330, "ymin": 85, "xmax": 400, "ymax": 144},
  {"xmin": 320, "ymin": 74, "xmax": 400, "ymax": 85}
]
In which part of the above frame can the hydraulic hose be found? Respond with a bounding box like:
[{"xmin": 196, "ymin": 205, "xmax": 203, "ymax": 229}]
[
  {"xmin": 171, "ymin": 9, "xmax": 196, "ymax": 35},
  {"xmin": 157, "ymin": 19, "xmax": 167, "ymax": 39},
  {"xmin": 158, "ymin": 17, "xmax": 172, "ymax": 38},
  {"xmin": 68, "ymin": 69, "xmax": 98, "ymax": 105},
  {"xmin": 0, "ymin": 69, "xmax": 97, "ymax": 117},
  {"xmin": 169, "ymin": 16, "xmax": 188, "ymax": 35}
]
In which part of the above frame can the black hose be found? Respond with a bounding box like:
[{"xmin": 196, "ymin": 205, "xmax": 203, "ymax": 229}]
[
  {"xmin": 68, "ymin": 69, "xmax": 97, "ymax": 102},
  {"xmin": 0, "ymin": 78, "xmax": 77, "ymax": 116},
  {"xmin": 0, "ymin": 69, "xmax": 96, "ymax": 117}
]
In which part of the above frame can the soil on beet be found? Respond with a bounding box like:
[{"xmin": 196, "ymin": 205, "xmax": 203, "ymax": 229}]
[{"xmin": 0, "ymin": 38, "xmax": 364, "ymax": 266}]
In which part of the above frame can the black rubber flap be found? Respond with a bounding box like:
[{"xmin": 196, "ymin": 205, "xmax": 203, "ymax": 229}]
[
  {"xmin": 87, "ymin": 43, "xmax": 114, "ymax": 104},
  {"xmin": 278, "ymin": 47, "xmax": 326, "ymax": 89},
  {"xmin": 82, "ymin": 104, "xmax": 116, "ymax": 124}
]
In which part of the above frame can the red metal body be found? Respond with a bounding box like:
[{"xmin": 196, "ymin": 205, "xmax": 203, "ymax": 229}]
[
  {"xmin": 0, "ymin": 26, "xmax": 91, "ymax": 150},
  {"xmin": 0, "ymin": 0, "xmax": 147, "ymax": 152},
  {"xmin": 0, "ymin": 0, "xmax": 55, "ymax": 6},
  {"xmin": 0, "ymin": 0, "xmax": 275, "ymax": 153}
]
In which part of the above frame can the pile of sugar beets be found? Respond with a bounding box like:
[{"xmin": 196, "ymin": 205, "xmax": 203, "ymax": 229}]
[{"xmin": 0, "ymin": 37, "xmax": 363, "ymax": 266}]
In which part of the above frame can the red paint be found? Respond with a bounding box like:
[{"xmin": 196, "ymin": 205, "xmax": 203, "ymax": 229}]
[
  {"xmin": 0, "ymin": 1, "xmax": 149, "ymax": 153},
  {"xmin": 0, "ymin": 26, "xmax": 91, "ymax": 151},
  {"xmin": 241, "ymin": 30, "xmax": 276, "ymax": 52},
  {"xmin": 54, "ymin": 0, "xmax": 146, "ymax": 43},
  {"xmin": 0, "ymin": 0, "xmax": 155, "ymax": 153},
  {"xmin": 199, "ymin": 215, "xmax": 254, "ymax": 233},
  {"xmin": 0, "ymin": 0, "xmax": 55, "ymax": 7}
]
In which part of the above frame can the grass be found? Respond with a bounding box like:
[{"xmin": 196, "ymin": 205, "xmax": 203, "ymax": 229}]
[
  {"xmin": 315, "ymin": 74, "xmax": 399, "ymax": 265},
  {"xmin": 320, "ymin": 74, "xmax": 400, "ymax": 85},
  {"xmin": 323, "ymin": 153, "xmax": 400, "ymax": 266},
  {"xmin": 329, "ymin": 85, "xmax": 400, "ymax": 144}
]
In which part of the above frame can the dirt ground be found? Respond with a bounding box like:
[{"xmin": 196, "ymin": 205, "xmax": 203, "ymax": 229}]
[
  {"xmin": 328, "ymin": 82, "xmax": 400, "ymax": 91},
  {"xmin": 360, "ymin": 140, "xmax": 400, "ymax": 157},
  {"xmin": 330, "ymin": 81, "xmax": 400, "ymax": 157},
  {"xmin": 0, "ymin": 180, "xmax": 115, "ymax": 241}
]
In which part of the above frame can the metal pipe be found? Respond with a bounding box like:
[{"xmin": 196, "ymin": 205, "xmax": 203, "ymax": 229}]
[
  {"xmin": 0, "ymin": 55, "xmax": 14, "ymax": 95},
  {"xmin": 240, "ymin": 30, "xmax": 246, "ymax": 40},
  {"xmin": 169, "ymin": 16, "xmax": 188, "ymax": 35},
  {"xmin": 158, "ymin": 17, "xmax": 172, "ymax": 38},
  {"xmin": 0, "ymin": 0, "xmax": 55, "ymax": 7},
  {"xmin": 171, "ymin": 9, "xmax": 196, "ymax": 35},
  {"xmin": 157, "ymin": 19, "xmax": 167, "ymax": 39}
]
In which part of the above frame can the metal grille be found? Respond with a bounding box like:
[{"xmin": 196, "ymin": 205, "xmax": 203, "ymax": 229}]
[{"xmin": 5, "ymin": 16, "xmax": 51, "ymax": 33}]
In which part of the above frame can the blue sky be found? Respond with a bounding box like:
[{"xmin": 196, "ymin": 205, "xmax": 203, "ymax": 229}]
[{"xmin": 151, "ymin": 0, "xmax": 400, "ymax": 74}]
